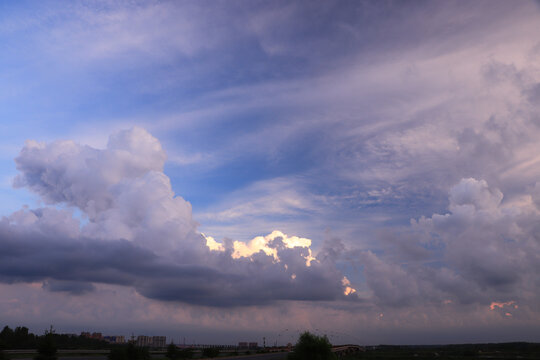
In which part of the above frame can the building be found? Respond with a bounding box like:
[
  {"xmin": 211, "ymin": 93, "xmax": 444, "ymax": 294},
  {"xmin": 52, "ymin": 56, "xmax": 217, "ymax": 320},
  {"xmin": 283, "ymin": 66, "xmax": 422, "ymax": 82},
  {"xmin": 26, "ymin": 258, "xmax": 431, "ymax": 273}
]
[
  {"xmin": 116, "ymin": 336, "xmax": 126, "ymax": 344},
  {"xmin": 152, "ymin": 336, "xmax": 166, "ymax": 348},
  {"xmin": 80, "ymin": 332, "xmax": 103, "ymax": 340},
  {"xmin": 238, "ymin": 342, "xmax": 258, "ymax": 350},
  {"xmin": 136, "ymin": 335, "xmax": 166, "ymax": 348},
  {"xmin": 103, "ymin": 336, "xmax": 114, "ymax": 343},
  {"xmin": 136, "ymin": 335, "xmax": 152, "ymax": 347},
  {"xmin": 103, "ymin": 336, "xmax": 126, "ymax": 344}
]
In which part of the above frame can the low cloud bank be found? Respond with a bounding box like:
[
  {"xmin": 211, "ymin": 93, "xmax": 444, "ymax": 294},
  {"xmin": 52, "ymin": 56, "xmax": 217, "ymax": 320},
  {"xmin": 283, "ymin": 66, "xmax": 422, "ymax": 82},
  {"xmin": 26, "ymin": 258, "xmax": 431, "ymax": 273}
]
[
  {"xmin": 3, "ymin": 128, "xmax": 539, "ymax": 317},
  {"xmin": 1, "ymin": 128, "xmax": 352, "ymax": 306}
]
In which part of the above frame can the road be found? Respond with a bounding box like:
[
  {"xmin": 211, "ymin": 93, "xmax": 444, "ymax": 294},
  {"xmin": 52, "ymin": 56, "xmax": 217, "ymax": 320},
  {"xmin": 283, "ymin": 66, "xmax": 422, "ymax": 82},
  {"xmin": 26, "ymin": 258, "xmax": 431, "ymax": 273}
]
[
  {"xmin": 218, "ymin": 353, "xmax": 289, "ymax": 360},
  {"xmin": 11, "ymin": 352, "xmax": 289, "ymax": 360}
]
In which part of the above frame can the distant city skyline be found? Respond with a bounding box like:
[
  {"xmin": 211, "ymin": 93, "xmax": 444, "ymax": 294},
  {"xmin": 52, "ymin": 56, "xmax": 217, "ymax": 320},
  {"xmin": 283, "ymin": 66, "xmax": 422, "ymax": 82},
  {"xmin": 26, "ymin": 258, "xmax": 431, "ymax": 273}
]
[{"xmin": 1, "ymin": 0, "xmax": 540, "ymax": 345}]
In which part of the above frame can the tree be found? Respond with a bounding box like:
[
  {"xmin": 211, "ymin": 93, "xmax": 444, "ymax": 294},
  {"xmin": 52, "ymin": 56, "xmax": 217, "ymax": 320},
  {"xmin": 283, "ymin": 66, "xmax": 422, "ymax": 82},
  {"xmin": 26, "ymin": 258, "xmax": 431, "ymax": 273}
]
[
  {"xmin": 126, "ymin": 343, "xmax": 150, "ymax": 360},
  {"xmin": 166, "ymin": 343, "xmax": 178, "ymax": 360},
  {"xmin": 0, "ymin": 327, "xmax": 13, "ymax": 349},
  {"xmin": 288, "ymin": 332, "xmax": 336, "ymax": 360},
  {"xmin": 34, "ymin": 327, "xmax": 57, "ymax": 360}
]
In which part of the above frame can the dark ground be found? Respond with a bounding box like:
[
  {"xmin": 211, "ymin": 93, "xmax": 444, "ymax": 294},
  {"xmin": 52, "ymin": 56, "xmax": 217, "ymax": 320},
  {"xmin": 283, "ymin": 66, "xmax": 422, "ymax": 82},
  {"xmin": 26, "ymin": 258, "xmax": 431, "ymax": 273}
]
[{"xmin": 341, "ymin": 342, "xmax": 540, "ymax": 360}]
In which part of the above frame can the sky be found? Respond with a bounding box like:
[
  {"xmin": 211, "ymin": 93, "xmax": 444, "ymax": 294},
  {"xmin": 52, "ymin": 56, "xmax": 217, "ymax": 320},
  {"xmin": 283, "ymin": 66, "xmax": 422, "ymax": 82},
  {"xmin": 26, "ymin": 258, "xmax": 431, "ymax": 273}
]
[{"xmin": 1, "ymin": 0, "xmax": 540, "ymax": 346}]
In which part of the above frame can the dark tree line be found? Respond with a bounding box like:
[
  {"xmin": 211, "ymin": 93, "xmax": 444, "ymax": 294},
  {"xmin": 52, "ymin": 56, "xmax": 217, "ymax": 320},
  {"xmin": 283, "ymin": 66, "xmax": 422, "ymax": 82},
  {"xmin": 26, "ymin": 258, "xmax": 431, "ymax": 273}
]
[
  {"xmin": 0, "ymin": 326, "xmax": 35, "ymax": 349},
  {"xmin": 0, "ymin": 325, "xmax": 109, "ymax": 350}
]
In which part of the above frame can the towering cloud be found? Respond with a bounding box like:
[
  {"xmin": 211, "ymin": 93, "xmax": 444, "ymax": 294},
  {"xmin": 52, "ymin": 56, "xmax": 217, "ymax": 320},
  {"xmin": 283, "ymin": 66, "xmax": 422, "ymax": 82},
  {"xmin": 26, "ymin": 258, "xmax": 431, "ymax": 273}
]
[
  {"xmin": 354, "ymin": 178, "xmax": 540, "ymax": 318},
  {"xmin": 1, "ymin": 127, "xmax": 354, "ymax": 306},
  {"xmin": 3, "ymin": 127, "xmax": 540, "ymax": 324}
]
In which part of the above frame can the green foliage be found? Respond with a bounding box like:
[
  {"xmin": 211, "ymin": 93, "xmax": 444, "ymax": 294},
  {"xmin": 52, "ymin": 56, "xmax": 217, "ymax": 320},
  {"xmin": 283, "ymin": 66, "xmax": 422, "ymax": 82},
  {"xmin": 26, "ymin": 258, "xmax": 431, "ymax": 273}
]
[
  {"xmin": 166, "ymin": 343, "xmax": 178, "ymax": 359},
  {"xmin": 288, "ymin": 331, "xmax": 336, "ymax": 360},
  {"xmin": 34, "ymin": 328, "xmax": 57, "ymax": 360},
  {"xmin": 202, "ymin": 347, "xmax": 220, "ymax": 358},
  {"xmin": 0, "ymin": 324, "xmax": 109, "ymax": 350},
  {"xmin": 0, "ymin": 326, "xmax": 37, "ymax": 349}
]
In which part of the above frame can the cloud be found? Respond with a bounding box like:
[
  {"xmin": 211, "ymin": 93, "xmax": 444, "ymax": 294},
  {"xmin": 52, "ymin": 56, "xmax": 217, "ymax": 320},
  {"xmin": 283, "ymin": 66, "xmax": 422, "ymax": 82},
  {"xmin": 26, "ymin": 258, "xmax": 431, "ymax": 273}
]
[
  {"xmin": 1, "ymin": 127, "xmax": 354, "ymax": 307},
  {"xmin": 147, "ymin": 0, "xmax": 540, "ymax": 250},
  {"xmin": 14, "ymin": 126, "xmax": 167, "ymax": 219},
  {"xmin": 448, "ymin": 178, "xmax": 503, "ymax": 211},
  {"xmin": 198, "ymin": 177, "xmax": 321, "ymax": 222},
  {"xmin": 42, "ymin": 280, "xmax": 95, "ymax": 295},
  {"xmin": 2, "ymin": 1, "xmax": 540, "ymax": 341},
  {"xmin": 230, "ymin": 230, "xmax": 316, "ymax": 266},
  {"xmin": 31, "ymin": 2, "xmax": 237, "ymax": 63},
  {"xmin": 352, "ymin": 178, "xmax": 540, "ymax": 312}
]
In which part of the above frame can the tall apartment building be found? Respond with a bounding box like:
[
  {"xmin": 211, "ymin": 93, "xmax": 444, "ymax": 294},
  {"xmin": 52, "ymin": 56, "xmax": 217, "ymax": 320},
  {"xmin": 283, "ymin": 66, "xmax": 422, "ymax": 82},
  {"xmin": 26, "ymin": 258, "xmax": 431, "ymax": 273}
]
[
  {"xmin": 103, "ymin": 336, "xmax": 126, "ymax": 344},
  {"xmin": 115, "ymin": 336, "xmax": 126, "ymax": 344},
  {"xmin": 136, "ymin": 335, "xmax": 152, "ymax": 347},
  {"xmin": 136, "ymin": 335, "xmax": 166, "ymax": 348},
  {"xmin": 152, "ymin": 336, "xmax": 166, "ymax": 348}
]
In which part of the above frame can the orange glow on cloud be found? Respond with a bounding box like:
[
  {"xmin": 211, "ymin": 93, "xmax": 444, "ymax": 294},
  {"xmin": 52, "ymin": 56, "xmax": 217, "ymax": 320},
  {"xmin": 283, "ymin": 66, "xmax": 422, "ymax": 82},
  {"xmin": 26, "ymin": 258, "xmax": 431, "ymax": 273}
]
[
  {"xmin": 229, "ymin": 230, "xmax": 316, "ymax": 266},
  {"xmin": 489, "ymin": 300, "xmax": 516, "ymax": 310},
  {"xmin": 203, "ymin": 234, "xmax": 225, "ymax": 252},
  {"xmin": 341, "ymin": 276, "xmax": 356, "ymax": 296}
]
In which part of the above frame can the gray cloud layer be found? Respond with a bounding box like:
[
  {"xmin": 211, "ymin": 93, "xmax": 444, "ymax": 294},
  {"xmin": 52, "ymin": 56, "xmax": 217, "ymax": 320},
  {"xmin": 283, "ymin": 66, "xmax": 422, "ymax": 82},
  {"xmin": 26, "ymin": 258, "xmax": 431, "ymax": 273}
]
[
  {"xmin": 5, "ymin": 128, "xmax": 539, "ymax": 317},
  {"xmin": 1, "ymin": 128, "xmax": 349, "ymax": 307},
  {"xmin": 351, "ymin": 178, "xmax": 540, "ymax": 315}
]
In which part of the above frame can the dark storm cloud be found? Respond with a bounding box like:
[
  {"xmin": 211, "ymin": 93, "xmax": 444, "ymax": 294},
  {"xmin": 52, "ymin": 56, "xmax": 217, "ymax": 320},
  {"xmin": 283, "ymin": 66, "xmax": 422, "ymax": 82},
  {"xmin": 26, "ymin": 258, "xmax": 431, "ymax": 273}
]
[
  {"xmin": 42, "ymin": 280, "xmax": 95, "ymax": 295},
  {"xmin": 0, "ymin": 221, "xmax": 347, "ymax": 306},
  {"xmin": 0, "ymin": 128, "xmax": 352, "ymax": 307}
]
